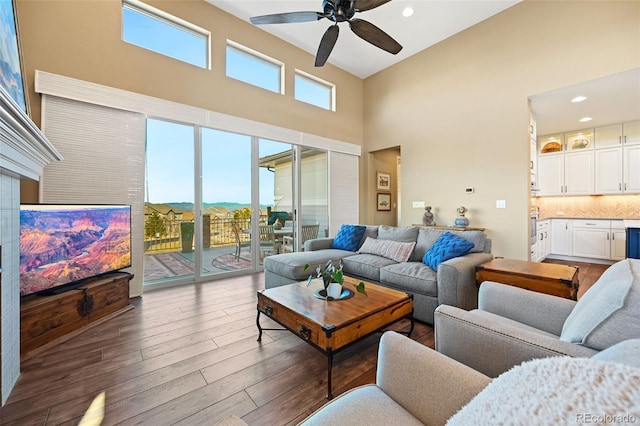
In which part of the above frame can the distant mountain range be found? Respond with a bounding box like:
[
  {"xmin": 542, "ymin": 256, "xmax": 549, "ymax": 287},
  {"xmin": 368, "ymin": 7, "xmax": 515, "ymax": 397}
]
[{"xmin": 166, "ymin": 202, "xmax": 270, "ymax": 212}]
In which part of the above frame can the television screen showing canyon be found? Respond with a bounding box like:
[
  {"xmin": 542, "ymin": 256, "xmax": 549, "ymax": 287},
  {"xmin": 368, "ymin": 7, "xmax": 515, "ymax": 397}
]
[{"xmin": 19, "ymin": 205, "xmax": 131, "ymax": 296}]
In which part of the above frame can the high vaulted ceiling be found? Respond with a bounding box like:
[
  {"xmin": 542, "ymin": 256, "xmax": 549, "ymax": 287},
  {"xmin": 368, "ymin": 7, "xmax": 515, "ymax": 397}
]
[{"xmin": 206, "ymin": 0, "xmax": 520, "ymax": 78}]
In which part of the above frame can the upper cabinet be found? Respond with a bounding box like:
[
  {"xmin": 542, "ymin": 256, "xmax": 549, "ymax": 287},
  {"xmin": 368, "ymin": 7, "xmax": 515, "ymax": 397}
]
[
  {"xmin": 537, "ymin": 120, "xmax": 640, "ymax": 196},
  {"xmin": 565, "ymin": 129, "xmax": 593, "ymax": 151},
  {"xmin": 538, "ymin": 134, "xmax": 564, "ymax": 155},
  {"xmin": 594, "ymin": 120, "xmax": 640, "ymax": 148}
]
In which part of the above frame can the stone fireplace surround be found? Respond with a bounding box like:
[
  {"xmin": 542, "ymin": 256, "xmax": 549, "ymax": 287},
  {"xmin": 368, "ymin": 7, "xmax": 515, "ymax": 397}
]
[{"xmin": 0, "ymin": 89, "xmax": 61, "ymax": 404}]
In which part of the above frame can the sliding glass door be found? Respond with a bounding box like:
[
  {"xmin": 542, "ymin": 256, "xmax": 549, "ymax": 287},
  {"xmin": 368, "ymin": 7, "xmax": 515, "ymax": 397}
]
[{"xmin": 143, "ymin": 118, "xmax": 329, "ymax": 287}]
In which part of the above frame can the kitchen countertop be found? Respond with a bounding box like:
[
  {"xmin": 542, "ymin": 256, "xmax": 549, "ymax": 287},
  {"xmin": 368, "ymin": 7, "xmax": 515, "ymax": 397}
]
[{"xmin": 538, "ymin": 217, "xmax": 640, "ymax": 228}]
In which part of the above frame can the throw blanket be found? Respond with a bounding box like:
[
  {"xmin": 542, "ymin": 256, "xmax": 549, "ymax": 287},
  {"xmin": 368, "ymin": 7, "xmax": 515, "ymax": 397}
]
[{"xmin": 447, "ymin": 357, "xmax": 640, "ymax": 425}]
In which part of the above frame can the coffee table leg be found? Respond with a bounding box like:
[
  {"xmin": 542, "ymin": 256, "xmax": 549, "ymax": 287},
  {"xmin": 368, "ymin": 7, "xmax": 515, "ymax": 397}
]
[
  {"xmin": 407, "ymin": 315, "xmax": 415, "ymax": 338},
  {"xmin": 256, "ymin": 310, "xmax": 263, "ymax": 342},
  {"xmin": 327, "ymin": 350, "xmax": 334, "ymax": 400}
]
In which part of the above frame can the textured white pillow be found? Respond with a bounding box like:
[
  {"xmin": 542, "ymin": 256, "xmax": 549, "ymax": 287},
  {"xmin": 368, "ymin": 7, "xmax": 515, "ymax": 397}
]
[
  {"xmin": 560, "ymin": 259, "xmax": 640, "ymax": 350},
  {"xmin": 358, "ymin": 237, "xmax": 416, "ymax": 263},
  {"xmin": 447, "ymin": 357, "xmax": 640, "ymax": 425}
]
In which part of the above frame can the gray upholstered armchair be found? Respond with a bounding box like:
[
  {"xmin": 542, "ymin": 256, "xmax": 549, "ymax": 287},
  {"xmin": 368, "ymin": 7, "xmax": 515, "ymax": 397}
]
[{"xmin": 435, "ymin": 258, "xmax": 640, "ymax": 377}]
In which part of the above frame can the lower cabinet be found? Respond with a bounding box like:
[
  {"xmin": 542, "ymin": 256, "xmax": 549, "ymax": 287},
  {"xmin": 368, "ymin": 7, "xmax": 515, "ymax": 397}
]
[
  {"xmin": 572, "ymin": 220, "xmax": 611, "ymax": 260},
  {"xmin": 536, "ymin": 220, "xmax": 550, "ymax": 261},
  {"xmin": 547, "ymin": 219, "xmax": 626, "ymax": 262}
]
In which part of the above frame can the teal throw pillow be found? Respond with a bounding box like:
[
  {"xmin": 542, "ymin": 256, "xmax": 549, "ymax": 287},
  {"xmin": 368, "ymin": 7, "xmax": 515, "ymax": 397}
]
[
  {"xmin": 332, "ymin": 225, "xmax": 367, "ymax": 252},
  {"xmin": 423, "ymin": 231, "xmax": 474, "ymax": 270}
]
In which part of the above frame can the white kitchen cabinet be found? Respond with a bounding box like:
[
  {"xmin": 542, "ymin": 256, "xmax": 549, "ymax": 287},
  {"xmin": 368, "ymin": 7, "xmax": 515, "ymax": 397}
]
[
  {"xmin": 611, "ymin": 220, "xmax": 627, "ymax": 261},
  {"xmin": 551, "ymin": 219, "xmax": 572, "ymax": 255},
  {"xmin": 571, "ymin": 220, "xmax": 611, "ymax": 260},
  {"xmin": 594, "ymin": 124, "xmax": 623, "ymax": 148},
  {"xmin": 595, "ymin": 148, "xmax": 623, "ymax": 194},
  {"xmin": 564, "ymin": 151, "xmax": 594, "ymax": 195},
  {"xmin": 536, "ymin": 219, "xmax": 550, "ymax": 261},
  {"xmin": 624, "ymin": 120, "xmax": 640, "ymax": 145},
  {"xmin": 537, "ymin": 154, "xmax": 563, "ymax": 196},
  {"xmin": 624, "ymin": 145, "xmax": 640, "ymax": 193}
]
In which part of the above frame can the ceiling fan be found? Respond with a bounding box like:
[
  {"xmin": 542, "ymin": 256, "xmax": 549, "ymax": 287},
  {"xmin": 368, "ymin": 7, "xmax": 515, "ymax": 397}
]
[{"xmin": 250, "ymin": 0, "xmax": 403, "ymax": 67}]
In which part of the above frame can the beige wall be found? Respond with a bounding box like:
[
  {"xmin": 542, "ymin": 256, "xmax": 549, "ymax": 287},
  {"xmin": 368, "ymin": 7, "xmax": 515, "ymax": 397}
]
[
  {"xmin": 16, "ymin": 0, "xmax": 363, "ymax": 146},
  {"xmin": 363, "ymin": 1, "xmax": 640, "ymax": 258}
]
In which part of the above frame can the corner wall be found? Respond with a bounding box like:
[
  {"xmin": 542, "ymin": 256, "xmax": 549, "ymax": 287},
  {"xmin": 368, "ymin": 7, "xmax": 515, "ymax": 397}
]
[{"xmin": 363, "ymin": 1, "xmax": 640, "ymax": 258}]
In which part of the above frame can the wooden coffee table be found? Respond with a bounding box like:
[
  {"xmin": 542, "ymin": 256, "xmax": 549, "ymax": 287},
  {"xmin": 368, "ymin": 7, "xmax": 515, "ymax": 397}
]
[{"xmin": 256, "ymin": 276, "xmax": 414, "ymax": 399}]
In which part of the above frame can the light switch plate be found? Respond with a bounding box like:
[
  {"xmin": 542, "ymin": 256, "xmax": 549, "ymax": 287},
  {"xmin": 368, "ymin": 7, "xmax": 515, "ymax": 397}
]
[{"xmin": 412, "ymin": 201, "xmax": 426, "ymax": 208}]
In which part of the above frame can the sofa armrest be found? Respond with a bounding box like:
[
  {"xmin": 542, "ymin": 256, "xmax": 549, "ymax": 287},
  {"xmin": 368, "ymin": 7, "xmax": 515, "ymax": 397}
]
[
  {"xmin": 437, "ymin": 252, "xmax": 494, "ymax": 310},
  {"xmin": 304, "ymin": 237, "xmax": 334, "ymax": 251},
  {"xmin": 434, "ymin": 305, "xmax": 597, "ymax": 377},
  {"xmin": 377, "ymin": 331, "xmax": 491, "ymax": 425},
  {"xmin": 478, "ymin": 281, "xmax": 576, "ymax": 335}
]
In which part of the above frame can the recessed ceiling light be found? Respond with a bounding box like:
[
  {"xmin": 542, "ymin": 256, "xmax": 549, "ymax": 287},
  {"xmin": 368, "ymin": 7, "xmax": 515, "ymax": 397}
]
[
  {"xmin": 571, "ymin": 96, "xmax": 587, "ymax": 103},
  {"xmin": 579, "ymin": 117, "xmax": 592, "ymax": 122},
  {"xmin": 402, "ymin": 7, "xmax": 414, "ymax": 17}
]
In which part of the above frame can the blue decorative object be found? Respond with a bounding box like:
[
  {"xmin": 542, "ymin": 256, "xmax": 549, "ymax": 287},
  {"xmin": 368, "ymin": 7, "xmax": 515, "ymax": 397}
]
[
  {"xmin": 331, "ymin": 224, "xmax": 366, "ymax": 251},
  {"xmin": 423, "ymin": 231, "xmax": 474, "ymax": 270},
  {"xmin": 455, "ymin": 206, "xmax": 469, "ymax": 227}
]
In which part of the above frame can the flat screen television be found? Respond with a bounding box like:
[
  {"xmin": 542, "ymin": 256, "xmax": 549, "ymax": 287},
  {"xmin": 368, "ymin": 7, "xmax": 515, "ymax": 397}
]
[{"xmin": 19, "ymin": 204, "xmax": 131, "ymax": 297}]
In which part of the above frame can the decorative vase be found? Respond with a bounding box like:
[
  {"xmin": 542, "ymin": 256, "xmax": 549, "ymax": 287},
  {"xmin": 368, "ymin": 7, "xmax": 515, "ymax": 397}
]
[
  {"xmin": 455, "ymin": 206, "xmax": 469, "ymax": 227},
  {"xmin": 326, "ymin": 283, "xmax": 343, "ymax": 299}
]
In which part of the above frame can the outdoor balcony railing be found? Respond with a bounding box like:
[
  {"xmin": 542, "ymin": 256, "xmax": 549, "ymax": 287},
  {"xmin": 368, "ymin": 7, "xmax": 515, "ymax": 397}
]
[{"xmin": 144, "ymin": 216, "xmax": 258, "ymax": 253}]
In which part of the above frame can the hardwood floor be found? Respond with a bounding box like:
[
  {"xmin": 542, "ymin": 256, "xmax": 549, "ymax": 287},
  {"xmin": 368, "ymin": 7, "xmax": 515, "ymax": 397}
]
[
  {"xmin": 2, "ymin": 273, "xmax": 433, "ymax": 426},
  {"xmin": 542, "ymin": 258, "xmax": 611, "ymax": 299},
  {"xmin": 3, "ymin": 260, "xmax": 608, "ymax": 425}
]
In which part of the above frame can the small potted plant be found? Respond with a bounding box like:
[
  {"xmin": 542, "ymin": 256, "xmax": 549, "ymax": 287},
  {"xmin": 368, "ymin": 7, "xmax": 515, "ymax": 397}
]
[{"xmin": 305, "ymin": 260, "xmax": 367, "ymax": 300}]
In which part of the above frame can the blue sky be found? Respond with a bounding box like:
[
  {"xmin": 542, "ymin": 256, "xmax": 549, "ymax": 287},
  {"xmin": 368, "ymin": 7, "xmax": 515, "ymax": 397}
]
[{"xmin": 125, "ymin": 3, "xmax": 328, "ymax": 207}]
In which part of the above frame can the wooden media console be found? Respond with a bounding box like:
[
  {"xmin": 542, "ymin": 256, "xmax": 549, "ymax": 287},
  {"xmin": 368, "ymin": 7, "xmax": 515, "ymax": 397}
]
[{"xmin": 20, "ymin": 272, "xmax": 133, "ymax": 357}]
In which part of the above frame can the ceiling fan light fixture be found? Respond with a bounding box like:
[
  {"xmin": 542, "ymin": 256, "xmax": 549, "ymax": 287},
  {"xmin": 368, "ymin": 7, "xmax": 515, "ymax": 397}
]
[{"xmin": 402, "ymin": 7, "xmax": 414, "ymax": 17}]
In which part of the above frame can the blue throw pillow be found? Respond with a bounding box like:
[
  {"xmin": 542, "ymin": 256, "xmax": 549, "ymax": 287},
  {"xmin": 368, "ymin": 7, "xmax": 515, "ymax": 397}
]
[
  {"xmin": 423, "ymin": 231, "xmax": 474, "ymax": 270},
  {"xmin": 332, "ymin": 225, "xmax": 367, "ymax": 252}
]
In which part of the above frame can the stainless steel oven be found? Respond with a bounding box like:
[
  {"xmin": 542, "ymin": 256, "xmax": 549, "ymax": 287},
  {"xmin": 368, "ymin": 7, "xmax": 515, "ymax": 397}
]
[{"xmin": 530, "ymin": 208, "xmax": 539, "ymax": 244}]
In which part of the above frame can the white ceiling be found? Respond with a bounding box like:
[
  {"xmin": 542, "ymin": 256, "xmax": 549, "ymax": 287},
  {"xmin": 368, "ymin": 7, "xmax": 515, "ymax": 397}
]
[
  {"xmin": 206, "ymin": 0, "xmax": 520, "ymax": 78},
  {"xmin": 530, "ymin": 68, "xmax": 640, "ymax": 136}
]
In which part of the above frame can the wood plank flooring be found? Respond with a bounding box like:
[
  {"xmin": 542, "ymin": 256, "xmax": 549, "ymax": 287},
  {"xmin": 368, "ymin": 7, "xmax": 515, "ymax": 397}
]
[
  {"xmin": 2, "ymin": 273, "xmax": 432, "ymax": 426},
  {"xmin": 3, "ymin": 259, "xmax": 608, "ymax": 425}
]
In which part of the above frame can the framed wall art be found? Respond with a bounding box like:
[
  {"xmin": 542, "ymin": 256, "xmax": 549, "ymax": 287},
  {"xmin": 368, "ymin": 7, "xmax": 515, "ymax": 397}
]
[
  {"xmin": 377, "ymin": 193, "xmax": 391, "ymax": 211},
  {"xmin": 0, "ymin": 0, "xmax": 28, "ymax": 113},
  {"xmin": 376, "ymin": 172, "xmax": 390, "ymax": 191}
]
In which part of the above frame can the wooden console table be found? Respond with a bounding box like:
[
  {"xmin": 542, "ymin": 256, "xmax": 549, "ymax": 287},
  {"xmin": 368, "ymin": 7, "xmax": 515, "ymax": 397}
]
[
  {"xmin": 20, "ymin": 272, "xmax": 133, "ymax": 357},
  {"xmin": 475, "ymin": 259, "xmax": 579, "ymax": 300},
  {"xmin": 413, "ymin": 224, "xmax": 486, "ymax": 231}
]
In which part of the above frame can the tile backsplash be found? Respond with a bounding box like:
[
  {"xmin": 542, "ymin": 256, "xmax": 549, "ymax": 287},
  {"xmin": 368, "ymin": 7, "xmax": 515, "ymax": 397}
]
[{"xmin": 532, "ymin": 195, "xmax": 640, "ymax": 219}]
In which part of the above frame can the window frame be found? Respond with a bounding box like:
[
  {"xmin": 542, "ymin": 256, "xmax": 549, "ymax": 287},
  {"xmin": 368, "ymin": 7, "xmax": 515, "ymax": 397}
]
[
  {"xmin": 294, "ymin": 69, "xmax": 336, "ymax": 112},
  {"xmin": 122, "ymin": 0, "xmax": 211, "ymax": 69},
  {"xmin": 225, "ymin": 40, "xmax": 285, "ymax": 95}
]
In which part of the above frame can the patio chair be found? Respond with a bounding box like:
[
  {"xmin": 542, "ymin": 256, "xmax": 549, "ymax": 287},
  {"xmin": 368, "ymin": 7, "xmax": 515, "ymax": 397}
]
[
  {"xmin": 231, "ymin": 221, "xmax": 250, "ymax": 260},
  {"xmin": 281, "ymin": 223, "xmax": 320, "ymax": 253},
  {"xmin": 259, "ymin": 225, "xmax": 278, "ymax": 259}
]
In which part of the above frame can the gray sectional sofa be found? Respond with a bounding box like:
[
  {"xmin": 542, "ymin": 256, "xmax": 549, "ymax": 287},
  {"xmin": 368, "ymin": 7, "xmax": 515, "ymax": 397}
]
[{"xmin": 263, "ymin": 225, "xmax": 493, "ymax": 324}]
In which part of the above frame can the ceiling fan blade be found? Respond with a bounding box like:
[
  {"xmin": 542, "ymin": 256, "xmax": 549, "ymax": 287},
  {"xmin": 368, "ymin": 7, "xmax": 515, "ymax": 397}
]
[
  {"xmin": 315, "ymin": 25, "xmax": 339, "ymax": 67},
  {"xmin": 250, "ymin": 11, "xmax": 324, "ymax": 25},
  {"xmin": 354, "ymin": 0, "xmax": 392, "ymax": 12},
  {"xmin": 348, "ymin": 18, "xmax": 402, "ymax": 54}
]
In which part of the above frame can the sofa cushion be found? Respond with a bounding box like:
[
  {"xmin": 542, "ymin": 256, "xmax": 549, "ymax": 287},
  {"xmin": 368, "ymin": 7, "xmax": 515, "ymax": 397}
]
[
  {"xmin": 378, "ymin": 225, "xmax": 419, "ymax": 242},
  {"xmin": 590, "ymin": 339, "xmax": 640, "ymax": 368},
  {"xmin": 358, "ymin": 237, "xmax": 416, "ymax": 263},
  {"xmin": 411, "ymin": 228, "xmax": 486, "ymax": 261},
  {"xmin": 560, "ymin": 259, "xmax": 640, "ymax": 350},
  {"xmin": 264, "ymin": 249, "xmax": 354, "ymax": 281},
  {"xmin": 422, "ymin": 232, "xmax": 474, "ymax": 271},
  {"xmin": 332, "ymin": 224, "xmax": 367, "ymax": 251},
  {"xmin": 380, "ymin": 262, "xmax": 437, "ymax": 297},
  {"xmin": 342, "ymin": 254, "xmax": 397, "ymax": 282}
]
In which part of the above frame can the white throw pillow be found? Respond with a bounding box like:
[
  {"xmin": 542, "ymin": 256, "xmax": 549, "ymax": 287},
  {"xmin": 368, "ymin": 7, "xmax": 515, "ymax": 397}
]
[{"xmin": 560, "ymin": 259, "xmax": 640, "ymax": 350}]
